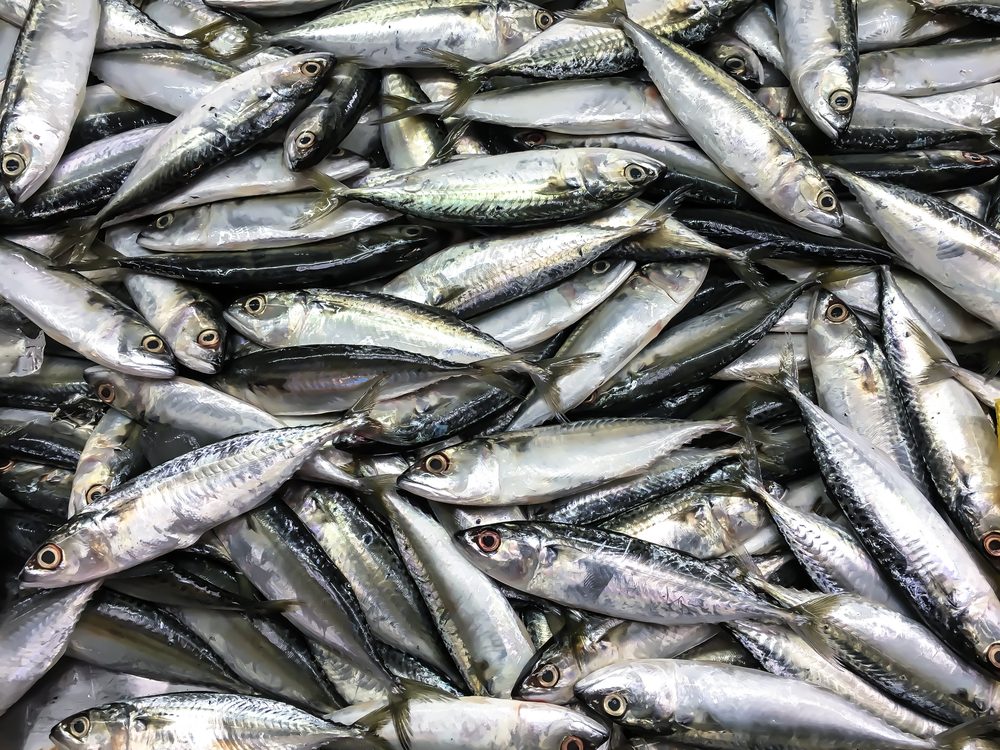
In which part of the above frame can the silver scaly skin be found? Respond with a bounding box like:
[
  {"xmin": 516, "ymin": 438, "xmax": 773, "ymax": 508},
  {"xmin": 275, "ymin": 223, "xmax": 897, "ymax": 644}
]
[
  {"xmin": 618, "ymin": 11, "xmax": 843, "ymax": 235},
  {"xmin": 0, "ymin": 239, "xmax": 175, "ymax": 377},
  {"xmin": 859, "ymin": 39, "xmax": 1000, "ymax": 97},
  {"xmin": 776, "ymin": 0, "xmax": 858, "ymax": 138},
  {"xmin": 49, "ymin": 692, "xmax": 374, "ymax": 750},
  {"xmin": 0, "ymin": 0, "xmax": 99, "ymax": 202},
  {"xmin": 379, "ymin": 70, "xmax": 446, "ymax": 170},
  {"xmin": 67, "ymin": 409, "xmax": 143, "ymax": 518},
  {"xmin": 879, "ymin": 270, "xmax": 1000, "ymax": 564},
  {"xmin": 268, "ymin": 0, "xmax": 551, "ymax": 68},
  {"xmin": 18, "ymin": 420, "xmax": 356, "ymax": 587}
]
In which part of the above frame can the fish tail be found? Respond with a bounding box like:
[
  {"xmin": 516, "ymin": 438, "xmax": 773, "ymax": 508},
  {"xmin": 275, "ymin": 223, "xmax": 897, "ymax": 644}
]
[
  {"xmin": 932, "ymin": 716, "xmax": 999, "ymax": 749},
  {"xmin": 564, "ymin": 0, "xmax": 629, "ymax": 26},
  {"xmin": 629, "ymin": 186, "xmax": 691, "ymax": 235},
  {"xmin": 291, "ymin": 170, "xmax": 351, "ymax": 229},
  {"xmin": 469, "ymin": 355, "xmax": 529, "ymax": 396},
  {"xmin": 429, "ymin": 120, "xmax": 474, "ymax": 165},
  {"xmin": 716, "ymin": 242, "xmax": 779, "ymax": 297},
  {"xmin": 418, "ymin": 47, "xmax": 491, "ymax": 85},
  {"xmin": 372, "ymin": 94, "xmax": 433, "ymax": 124}
]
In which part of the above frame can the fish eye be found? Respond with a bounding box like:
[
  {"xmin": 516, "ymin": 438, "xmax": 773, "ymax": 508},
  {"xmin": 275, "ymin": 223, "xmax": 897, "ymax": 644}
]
[
  {"xmin": 535, "ymin": 10, "xmax": 555, "ymax": 28},
  {"xmin": 67, "ymin": 715, "xmax": 90, "ymax": 738},
  {"xmin": 403, "ymin": 225, "xmax": 423, "ymax": 237},
  {"xmin": 300, "ymin": 59, "xmax": 325, "ymax": 77},
  {"xmin": 522, "ymin": 131, "xmax": 546, "ymax": 147},
  {"xmin": 988, "ymin": 642, "xmax": 1000, "ymax": 669},
  {"xmin": 591, "ymin": 260, "xmax": 611, "ymax": 274},
  {"xmin": 197, "ymin": 329, "xmax": 221, "ymax": 349},
  {"xmin": 963, "ymin": 151, "xmax": 989, "ymax": 164},
  {"xmin": 423, "ymin": 452, "xmax": 450, "ymax": 474},
  {"xmin": 330, "ymin": 148, "xmax": 345, "ymax": 157},
  {"xmin": 534, "ymin": 663, "xmax": 560, "ymax": 688},
  {"xmin": 602, "ymin": 691, "xmax": 628, "ymax": 717},
  {"xmin": 141, "ymin": 335, "xmax": 166, "ymax": 354},
  {"xmin": 35, "ymin": 543, "xmax": 63, "ymax": 570},
  {"xmin": 243, "ymin": 295, "xmax": 267, "ymax": 315},
  {"xmin": 723, "ymin": 55, "xmax": 745, "ymax": 74},
  {"xmin": 473, "ymin": 528, "xmax": 502, "ymax": 554},
  {"xmin": 624, "ymin": 163, "xmax": 651, "ymax": 185},
  {"xmin": 825, "ymin": 302, "xmax": 850, "ymax": 323},
  {"xmin": 1, "ymin": 152, "xmax": 25, "ymax": 176},
  {"xmin": 0, "ymin": 457, "xmax": 13, "ymax": 472},
  {"xmin": 154, "ymin": 212, "xmax": 174, "ymax": 229},
  {"xmin": 86, "ymin": 484, "xmax": 108, "ymax": 503},
  {"xmin": 582, "ymin": 390, "xmax": 599, "ymax": 404},
  {"xmin": 560, "ymin": 736, "xmax": 584, "ymax": 750},
  {"xmin": 817, "ymin": 190, "xmax": 838, "ymax": 211},
  {"xmin": 983, "ymin": 532, "xmax": 1000, "ymax": 557},
  {"xmin": 828, "ymin": 89, "xmax": 853, "ymax": 113},
  {"xmin": 296, "ymin": 130, "xmax": 317, "ymax": 149},
  {"xmin": 96, "ymin": 383, "xmax": 116, "ymax": 403}
]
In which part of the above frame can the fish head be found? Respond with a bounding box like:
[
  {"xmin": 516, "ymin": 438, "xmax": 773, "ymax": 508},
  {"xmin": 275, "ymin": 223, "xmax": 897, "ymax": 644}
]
[
  {"xmin": 807, "ymin": 288, "xmax": 865, "ymax": 363},
  {"xmin": 531, "ymin": 703, "xmax": 610, "ymax": 750},
  {"xmin": 19, "ymin": 510, "xmax": 116, "ymax": 587},
  {"xmin": 793, "ymin": 63, "xmax": 856, "ymax": 140},
  {"xmin": 495, "ymin": 1, "xmax": 556, "ymax": 51},
  {"xmin": 582, "ymin": 151, "xmax": 663, "ymax": 202},
  {"xmin": 111, "ymin": 318, "xmax": 177, "ymax": 378},
  {"xmin": 163, "ymin": 302, "xmax": 226, "ymax": 375},
  {"xmin": 397, "ymin": 441, "xmax": 500, "ymax": 504},
  {"xmin": 51, "ymin": 703, "xmax": 131, "ymax": 750},
  {"xmin": 1, "ymin": 113, "xmax": 60, "ymax": 203},
  {"xmin": 137, "ymin": 206, "xmax": 203, "ymax": 251},
  {"xmin": 83, "ymin": 366, "xmax": 145, "ymax": 418},
  {"xmin": 225, "ymin": 291, "xmax": 297, "ymax": 344},
  {"xmin": 455, "ymin": 521, "xmax": 546, "ymax": 586},
  {"xmin": 270, "ymin": 53, "xmax": 337, "ymax": 101},
  {"xmin": 574, "ymin": 661, "xmax": 669, "ymax": 732},
  {"xmin": 514, "ymin": 625, "xmax": 586, "ymax": 703},
  {"xmin": 785, "ymin": 167, "xmax": 843, "ymax": 236}
]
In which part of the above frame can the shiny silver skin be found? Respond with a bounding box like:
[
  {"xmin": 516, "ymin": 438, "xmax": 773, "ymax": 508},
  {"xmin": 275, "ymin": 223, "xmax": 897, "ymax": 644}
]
[
  {"xmin": 215, "ymin": 501, "xmax": 394, "ymax": 691},
  {"xmin": 138, "ymin": 196, "xmax": 395, "ymax": 252},
  {"xmin": 777, "ymin": 589, "xmax": 1000, "ymax": 724},
  {"xmin": 859, "ymin": 39, "xmax": 1000, "ymax": 97},
  {"xmin": 320, "ymin": 148, "xmax": 664, "ymax": 226},
  {"xmin": 728, "ymin": 619, "xmax": 947, "ymax": 740},
  {"xmin": 67, "ymin": 408, "xmax": 143, "ymax": 518},
  {"xmin": 49, "ymin": 692, "xmax": 371, "ymax": 750},
  {"xmin": 907, "ymin": 81, "xmax": 1000, "ymax": 128},
  {"xmin": 284, "ymin": 482, "xmax": 452, "ymax": 672},
  {"xmin": 108, "ymin": 226, "xmax": 225, "ymax": 375},
  {"xmin": 933, "ymin": 361, "xmax": 1000, "ymax": 409},
  {"xmin": 95, "ymin": 53, "xmax": 335, "ymax": 226},
  {"xmin": 780, "ymin": 338, "xmax": 1000, "ymax": 675},
  {"xmin": 880, "ymin": 271, "xmax": 1000, "ymax": 563},
  {"xmin": 379, "ymin": 70, "xmax": 445, "ymax": 170},
  {"xmin": 775, "ymin": 0, "xmax": 858, "ymax": 138},
  {"xmin": 748, "ymin": 483, "xmax": 908, "ymax": 613},
  {"xmin": 80, "ymin": 367, "xmax": 362, "ymax": 489},
  {"xmin": 358, "ymin": 693, "xmax": 609, "ymax": 750},
  {"xmin": 0, "ymin": 240, "xmax": 175, "ymax": 377},
  {"xmin": 399, "ymin": 417, "xmax": 737, "ymax": 505},
  {"xmin": 90, "ymin": 50, "xmax": 238, "ymax": 117},
  {"xmin": 111, "ymin": 147, "xmax": 368, "ymax": 224},
  {"xmin": 0, "ymin": 0, "xmax": 99, "ymax": 202},
  {"xmin": 943, "ymin": 182, "xmax": 994, "ymax": 220},
  {"xmin": 0, "ymin": 582, "xmax": 100, "ymax": 713},
  {"xmin": 575, "ymin": 658, "xmax": 936, "ymax": 748},
  {"xmin": 508, "ymin": 262, "xmax": 709, "ymax": 427},
  {"xmin": 377, "ymin": 484, "xmax": 534, "ymax": 697},
  {"xmin": 619, "ymin": 14, "xmax": 842, "ymax": 236},
  {"xmin": 733, "ymin": 3, "xmax": 784, "ymax": 68},
  {"xmin": 141, "ymin": 0, "xmax": 253, "ymax": 59},
  {"xmin": 830, "ymin": 166, "xmax": 1000, "ymax": 329},
  {"xmin": 382, "ymin": 203, "xmax": 683, "ymax": 319},
  {"xmin": 225, "ymin": 288, "xmax": 520, "ymax": 363},
  {"xmin": 470, "ymin": 260, "xmax": 634, "ymax": 351},
  {"xmin": 205, "ymin": 0, "xmax": 338, "ymax": 16},
  {"xmin": 808, "ymin": 288, "xmax": 927, "ymax": 489},
  {"xmin": 0, "ymin": 304, "xmax": 43, "ymax": 376},
  {"xmin": 601, "ymin": 482, "xmax": 782, "ymax": 559},
  {"xmin": 766, "ymin": 260, "xmax": 998, "ymax": 343},
  {"xmin": 457, "ymin": 521, "xmax": 792, "ymax": 625},
  {"xmin": 0, "ymin": 0, "xmax": 196, "ymax": 51},
  {"xmin": 711, "ymin": 332, "xmax": 809, "ymax": 380},
  {"xmin": 516, "ymin": 615, "xmax": 714, "ymax": 704},
  {"xmin": 19, "ymin": 421, "xmax": 352, "ymax": 587},
  {"xmin": 401, "ymin": 78, "xmax": 687, "ymax": 139},
  {"xmin": 267, "ymin": 0, "xmax": 549, "ymax": 68},
  {"xmin": 703, "ymin": 31, "xmax": 772, "ymax": 87},
  {"xmin": 410, "ymin": 69, "xmax": 491, "ymax": 155}
]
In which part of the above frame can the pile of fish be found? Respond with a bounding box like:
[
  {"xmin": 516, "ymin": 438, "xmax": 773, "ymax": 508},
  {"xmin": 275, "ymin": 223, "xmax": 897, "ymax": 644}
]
[{"xmin": 2, "ymin": 0, "xmax": 1000, "ymax": 747}]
